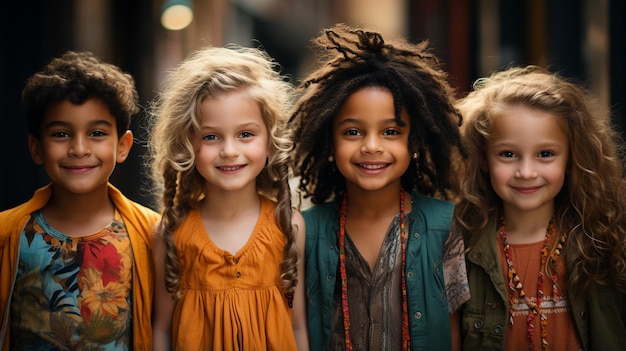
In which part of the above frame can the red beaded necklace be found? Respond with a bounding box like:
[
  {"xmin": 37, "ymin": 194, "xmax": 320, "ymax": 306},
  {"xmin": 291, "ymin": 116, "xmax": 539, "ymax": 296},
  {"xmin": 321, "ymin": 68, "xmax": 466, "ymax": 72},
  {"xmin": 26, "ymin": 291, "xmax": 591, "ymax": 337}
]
[
  {"xmin": 339, "ymin": 190, "xmax": 410, "ymax": 350},
  {"xmin": 499, "ymin": 216, "xmax": 565, "ymax": 351}
]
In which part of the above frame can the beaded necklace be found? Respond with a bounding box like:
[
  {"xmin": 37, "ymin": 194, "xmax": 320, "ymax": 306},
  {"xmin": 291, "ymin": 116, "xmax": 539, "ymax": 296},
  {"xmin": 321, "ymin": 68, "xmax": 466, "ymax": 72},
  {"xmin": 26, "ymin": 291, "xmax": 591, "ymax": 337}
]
[
  {"xmin": 339, "ymin": 190, "xmax": 410, "ymax": 350},
  {"xmin": 499, "ymin": 216, "xmax": 565, "ymax": 351}
]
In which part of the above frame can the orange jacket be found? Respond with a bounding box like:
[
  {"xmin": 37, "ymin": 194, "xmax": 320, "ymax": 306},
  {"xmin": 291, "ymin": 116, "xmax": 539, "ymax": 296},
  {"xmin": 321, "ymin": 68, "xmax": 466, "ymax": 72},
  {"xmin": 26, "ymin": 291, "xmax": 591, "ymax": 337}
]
[{"xmin": 0, "ymin": 183, "xmax": 160, "ymax": 350}]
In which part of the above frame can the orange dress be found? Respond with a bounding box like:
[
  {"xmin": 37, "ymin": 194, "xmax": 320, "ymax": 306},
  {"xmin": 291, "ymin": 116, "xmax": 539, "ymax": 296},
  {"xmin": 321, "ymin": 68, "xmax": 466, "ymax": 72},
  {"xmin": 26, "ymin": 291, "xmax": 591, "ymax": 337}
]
[{"xmin": 170, "ymin": 197, "xmax": 297, "ymax": 350}]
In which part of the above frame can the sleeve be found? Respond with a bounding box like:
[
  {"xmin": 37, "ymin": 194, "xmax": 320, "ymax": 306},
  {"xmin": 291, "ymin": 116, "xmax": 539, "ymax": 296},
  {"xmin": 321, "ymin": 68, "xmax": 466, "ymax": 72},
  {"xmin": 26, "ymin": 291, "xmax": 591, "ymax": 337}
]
[{"xmin": 442, "ymin": 228, "xmax": 470, "ymax": 314}]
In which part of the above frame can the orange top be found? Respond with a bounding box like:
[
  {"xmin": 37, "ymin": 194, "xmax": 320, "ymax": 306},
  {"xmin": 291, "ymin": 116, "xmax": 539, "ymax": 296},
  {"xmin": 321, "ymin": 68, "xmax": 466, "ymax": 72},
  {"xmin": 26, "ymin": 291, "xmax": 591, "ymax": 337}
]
[
  {"xmin": 0, "ymin": 183, "xmax": 159, "ymax": 351},
  {"xmin": 170, "ymin": 197, "xmax": 296, "ymax": 350},
  {"xmin": 499, "ymin": 239, "xmax": 582, "ymax": 351}
]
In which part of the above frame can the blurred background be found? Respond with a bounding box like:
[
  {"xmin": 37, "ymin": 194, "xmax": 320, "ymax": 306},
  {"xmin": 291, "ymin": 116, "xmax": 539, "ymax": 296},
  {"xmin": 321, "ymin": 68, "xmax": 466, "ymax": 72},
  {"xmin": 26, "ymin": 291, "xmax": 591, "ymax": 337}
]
[{"xmin": 1, "ymin": 0, "xmax": 624, "ymax": 211}]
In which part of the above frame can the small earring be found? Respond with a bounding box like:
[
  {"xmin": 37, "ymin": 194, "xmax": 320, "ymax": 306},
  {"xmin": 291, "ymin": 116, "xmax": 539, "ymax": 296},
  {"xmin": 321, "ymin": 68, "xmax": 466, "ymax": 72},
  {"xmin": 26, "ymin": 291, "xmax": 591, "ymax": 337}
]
[
  {"xmin": 412, "ymin": 152, "xmax": 418, "ymax": 160},
  {"xmin": 328, "ymin": 155, "xmax": 334, "ymax": 162}
]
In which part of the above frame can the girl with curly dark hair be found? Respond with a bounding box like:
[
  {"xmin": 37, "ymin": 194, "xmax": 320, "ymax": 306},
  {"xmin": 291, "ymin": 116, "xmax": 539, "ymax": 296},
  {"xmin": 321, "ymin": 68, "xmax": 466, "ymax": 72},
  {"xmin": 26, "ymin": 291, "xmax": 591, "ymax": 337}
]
[{"xmin": 289, "ymin": 23, "xmax": 469, "ymax": 350}]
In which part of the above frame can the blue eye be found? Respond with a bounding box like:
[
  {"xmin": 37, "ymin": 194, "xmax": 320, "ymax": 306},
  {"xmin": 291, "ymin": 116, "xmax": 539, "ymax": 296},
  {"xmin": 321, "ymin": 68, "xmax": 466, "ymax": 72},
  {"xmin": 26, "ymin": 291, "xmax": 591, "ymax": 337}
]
[
  {"xmin": 203, "ymin": 134, "xmax": 218, "ymax": 141},
  {"xmin": 240, "ymin": 131, "xmax": 254, "ymax": 138}
]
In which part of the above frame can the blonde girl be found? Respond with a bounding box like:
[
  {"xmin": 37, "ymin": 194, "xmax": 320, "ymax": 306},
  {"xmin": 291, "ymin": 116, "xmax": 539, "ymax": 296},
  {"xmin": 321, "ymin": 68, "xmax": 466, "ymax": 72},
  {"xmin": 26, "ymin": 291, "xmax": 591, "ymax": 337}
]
[{"xmin": 149, "ymin": 45, "xmax": 308, "ymax": 350}]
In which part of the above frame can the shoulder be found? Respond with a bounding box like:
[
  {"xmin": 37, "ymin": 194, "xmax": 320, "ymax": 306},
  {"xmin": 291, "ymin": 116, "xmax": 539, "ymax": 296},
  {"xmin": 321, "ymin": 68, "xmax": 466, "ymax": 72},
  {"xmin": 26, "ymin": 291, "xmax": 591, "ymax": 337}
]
[
  {"xmin": 108, "ymin": 184, "xmax": 160, "ymax": 237},
  {"xmin": 260, "ymin": 195, "xmax": 278, "ymax": 213},
  {"xmin": 410, "ymin": 191, "xmax": 454, "ymax": 212},
  {"xmin": 301, "ymin": 202, "xmax": 339, "ymax": 245},
  {"xmin": 291, "ymin": 209, "xmax": 306, "ymax": 250},
  {"xmin": 108, "ymin": 184, "xmax": 159, "ymax": 220},
  {"xmin": 291, "ymin": 209, "xmax": 305, "ymax": 232},
  {"xmin": 409, "ymin": 191, "xmax": 454, "ymax": 227},
  {"xmin": 302, "ymin": 201, "xmax": 337, "ymax": 222},
  {"xmin": 0, "ymin": 185, "xmax": 51, "ymax": 236}
]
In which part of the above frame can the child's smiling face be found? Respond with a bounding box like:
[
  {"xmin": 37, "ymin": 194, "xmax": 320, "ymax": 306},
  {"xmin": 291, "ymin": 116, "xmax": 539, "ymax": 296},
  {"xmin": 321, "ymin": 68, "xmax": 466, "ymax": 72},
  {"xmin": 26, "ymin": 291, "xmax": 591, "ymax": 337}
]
[
  {"xmin": 332, "ymin": 86, "xmax": 411, "ymax": 193},
  {"xmin": 195, "ymin": 89, "xmax": 270, "ymax": 194},
  {"xmin": 28, "ymin": 98, "xmax": 132, "ymax": 196},
  {"xmin": 486, "ymin": 104, "xmax": 569, "ymax": 218}
]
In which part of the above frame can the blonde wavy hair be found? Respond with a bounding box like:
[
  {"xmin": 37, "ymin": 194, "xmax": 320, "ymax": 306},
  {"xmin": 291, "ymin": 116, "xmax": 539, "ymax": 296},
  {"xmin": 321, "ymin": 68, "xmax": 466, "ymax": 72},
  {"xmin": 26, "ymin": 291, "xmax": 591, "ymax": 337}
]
[
  {"xmin": 455, "ymin": 65, "xmax": 626, "ymax": 292},
  {"xmin": 147, "ymin": 45, "xmax": 299, "ymax": 302}
]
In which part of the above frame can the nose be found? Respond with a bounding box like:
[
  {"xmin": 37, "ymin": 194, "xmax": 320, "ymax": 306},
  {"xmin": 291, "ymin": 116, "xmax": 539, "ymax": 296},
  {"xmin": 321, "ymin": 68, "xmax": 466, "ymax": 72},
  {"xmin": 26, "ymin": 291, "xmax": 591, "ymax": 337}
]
[
  {"xmin": 515, "ymin": 158, "xmax": 538, "ymax": 179},
  {"xmin": 360, "ymin": 134, "xmax": 383, "ymax": 154},
  {"xmin": 69, "ymin": 135, "xmax": 91, "ymax": 157},
  {"xmin": 219, "ymin": 138, "xmax": 240, "ymax": 158}
]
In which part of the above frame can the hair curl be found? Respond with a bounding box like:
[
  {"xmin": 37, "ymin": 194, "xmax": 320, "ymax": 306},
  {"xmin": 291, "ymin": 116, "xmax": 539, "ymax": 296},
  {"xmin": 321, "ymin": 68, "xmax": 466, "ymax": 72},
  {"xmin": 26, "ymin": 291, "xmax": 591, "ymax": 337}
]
[
  {"xmin": 289, "ymin": 23, "xmax": 466, "ymax": 204},
  {"xmin": 455, "ymin": 65, "xmax": 626, "ymax": 292},
  {"xmin": 147, "ymin": 45, "xmax": 299, "ymax": 303},
  {"xmin": 21, "ymin": 51, "xmax": 139, "ymax": 138}
]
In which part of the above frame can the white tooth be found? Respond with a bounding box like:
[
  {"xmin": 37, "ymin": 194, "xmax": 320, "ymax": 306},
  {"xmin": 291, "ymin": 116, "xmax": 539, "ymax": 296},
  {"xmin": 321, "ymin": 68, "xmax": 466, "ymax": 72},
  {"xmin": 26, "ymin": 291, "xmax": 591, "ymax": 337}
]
[{"xmin": 362, "ymin": 164, "xmax": 384, "ymax": 170}]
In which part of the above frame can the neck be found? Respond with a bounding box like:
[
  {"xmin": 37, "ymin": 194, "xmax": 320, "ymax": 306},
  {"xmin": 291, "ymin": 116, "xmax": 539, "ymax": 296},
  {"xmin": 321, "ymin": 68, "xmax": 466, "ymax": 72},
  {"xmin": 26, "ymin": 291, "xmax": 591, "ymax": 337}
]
[
  {"xmin": 502, "ymin": 203, "xmax": 554, "ymax": 244},
  {"xmin": 45, "ymin": 183, "xmax": 113, "ymax": 218},
  {"xmin": 345, "ymin": 182, "xmax": 410, "ymax": 216},
  {"xmin": 42, "ymin": 183, "xmax": 115, "ymax": 236},
  {"xmin": 201, "ymin": 185, "xmax": 261, "ymax": 220}
]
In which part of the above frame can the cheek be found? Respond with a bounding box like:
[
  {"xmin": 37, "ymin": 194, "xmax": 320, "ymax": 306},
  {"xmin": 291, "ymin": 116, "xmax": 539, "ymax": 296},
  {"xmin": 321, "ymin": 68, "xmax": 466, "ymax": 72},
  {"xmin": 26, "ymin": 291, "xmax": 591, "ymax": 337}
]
[
  {"xmin": 195, "ymin": 144, "xmax": 217, "ymax": 161},
  {"xmin": 550, "ymin": 164, "xmax": 568, "ymax": 186},
  {"xmin": 333, "ymin": 145, "xmax": 355, "ymax": 171},
  {"xmin": 248, "ymin": 139, "xmax": 271, "ymax": 160},
  {"xmin": 487, "ymin": 162, "xmax": 510, "ymax": 187},
  {"xmin": 252, "ymin": 146, "xmax": 269, "ymax": 160}
]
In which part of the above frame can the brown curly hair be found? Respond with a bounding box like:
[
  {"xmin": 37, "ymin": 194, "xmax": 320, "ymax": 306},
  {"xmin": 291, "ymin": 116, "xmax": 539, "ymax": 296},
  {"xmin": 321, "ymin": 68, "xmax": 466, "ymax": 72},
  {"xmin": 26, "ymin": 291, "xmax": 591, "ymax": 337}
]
[
  {"xmin": 289, "ymin": 23, "xmax": 466, "ymax": 204},
  {"xmin": 21, "ymin": 51, "xmax": 139, "ymax": 139}
]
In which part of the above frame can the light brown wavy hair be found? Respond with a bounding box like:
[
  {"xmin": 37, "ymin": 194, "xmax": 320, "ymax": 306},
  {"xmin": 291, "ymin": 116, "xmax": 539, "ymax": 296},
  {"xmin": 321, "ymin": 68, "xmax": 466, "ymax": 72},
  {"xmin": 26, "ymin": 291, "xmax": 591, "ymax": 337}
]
[
  {"xmin": 147, "ymin": 45, "xmax": 299, "ymax": 303},
  {"xmin": 455, "ymin": 65, "xmax": 626, "ymax": 292}
]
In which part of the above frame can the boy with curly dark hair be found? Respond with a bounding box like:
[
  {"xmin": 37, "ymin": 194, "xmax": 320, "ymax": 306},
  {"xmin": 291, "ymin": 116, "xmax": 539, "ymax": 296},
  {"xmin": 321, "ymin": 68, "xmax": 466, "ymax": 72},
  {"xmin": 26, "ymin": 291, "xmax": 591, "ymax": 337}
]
[{"xmin": 0, "ymin": 51, "xmax": 159, "ymax": 350}]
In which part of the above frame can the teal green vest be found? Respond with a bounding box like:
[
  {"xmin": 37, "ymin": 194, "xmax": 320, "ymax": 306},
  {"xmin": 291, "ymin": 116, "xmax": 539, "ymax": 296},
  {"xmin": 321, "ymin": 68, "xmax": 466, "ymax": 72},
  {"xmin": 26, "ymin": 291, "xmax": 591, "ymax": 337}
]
[{"xmin": 303, "ymin": 191, "xmax": 454, "ymax": 350}]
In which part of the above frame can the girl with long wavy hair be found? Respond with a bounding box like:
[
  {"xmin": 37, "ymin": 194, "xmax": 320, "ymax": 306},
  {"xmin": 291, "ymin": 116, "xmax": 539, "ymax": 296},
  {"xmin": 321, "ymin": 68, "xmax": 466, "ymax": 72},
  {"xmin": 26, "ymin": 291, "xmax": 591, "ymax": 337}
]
[
  {"xmin": 456, "ymin": 65, "xmax": 626, "ymax": 350},
  {"xmin": 149, "ymin": 45, "xmax": 308, "ymax": 350}
]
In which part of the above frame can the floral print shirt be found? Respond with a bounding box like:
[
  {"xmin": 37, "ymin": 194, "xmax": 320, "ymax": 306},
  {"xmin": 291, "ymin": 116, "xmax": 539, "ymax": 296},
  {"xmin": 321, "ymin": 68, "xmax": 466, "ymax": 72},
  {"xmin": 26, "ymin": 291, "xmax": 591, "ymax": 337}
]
[{"xmin": 10, "ymin": 210, "xmax": 133, "ymax": 350}]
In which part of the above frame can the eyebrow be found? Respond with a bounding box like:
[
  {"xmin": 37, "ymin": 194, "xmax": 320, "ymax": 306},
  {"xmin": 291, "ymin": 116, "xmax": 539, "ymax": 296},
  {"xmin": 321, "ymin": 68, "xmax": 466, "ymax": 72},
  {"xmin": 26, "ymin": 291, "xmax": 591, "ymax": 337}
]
[
  {"xmin": 491, "ymin": 141, "xmax": 565, "ymax": 150},
  {"xmin": 43, "ymin": 119, "xmax": 114, "ymax": 129},
  {"xmin": 335, "ymin": 117, "xmax": 403, "ymax": 126},
  {"xmin": 201, "ymin": 122, "xmax": 264, "ymax": 130}
]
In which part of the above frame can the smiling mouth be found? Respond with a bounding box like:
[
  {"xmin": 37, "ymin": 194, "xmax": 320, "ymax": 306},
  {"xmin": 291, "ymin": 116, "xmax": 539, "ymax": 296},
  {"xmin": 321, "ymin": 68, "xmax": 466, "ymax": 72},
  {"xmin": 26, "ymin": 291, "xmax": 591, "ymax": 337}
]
[
  {"xmin": 513, "ymin": 186, "xmax": 542, "ymax": 193},
  {"xmin": 218, "ymin": 165, "xmax": 243, "ymax": 171},
  {"xmin": 357, "ymin": 163, "xmax": 388, "ymax": 170},
  {"xmin": 63, "ymin": 165, "xmax": 96, "ymax": 174}
]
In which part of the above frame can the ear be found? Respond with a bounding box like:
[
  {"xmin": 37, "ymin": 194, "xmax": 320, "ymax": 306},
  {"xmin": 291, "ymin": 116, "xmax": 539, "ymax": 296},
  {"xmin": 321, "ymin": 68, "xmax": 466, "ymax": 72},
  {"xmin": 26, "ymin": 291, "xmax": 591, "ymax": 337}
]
[
  {"xmin": 28, "ymin": 134, "xmax": 43, "ymax": 165},
  {"xmin": 116, "ymin": 130, "xmax": 133, "ymax": 163}
]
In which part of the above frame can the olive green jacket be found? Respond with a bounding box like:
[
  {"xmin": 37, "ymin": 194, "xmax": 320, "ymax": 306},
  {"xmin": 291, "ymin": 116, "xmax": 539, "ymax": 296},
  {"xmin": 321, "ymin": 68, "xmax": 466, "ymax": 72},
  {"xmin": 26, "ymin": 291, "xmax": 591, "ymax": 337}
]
[{"xmin": 462, "ymin": 214, "xmax": 626, "ymax": 350}]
